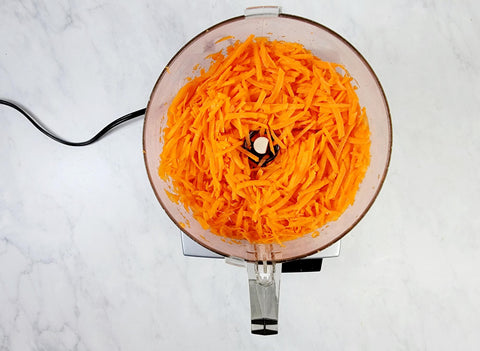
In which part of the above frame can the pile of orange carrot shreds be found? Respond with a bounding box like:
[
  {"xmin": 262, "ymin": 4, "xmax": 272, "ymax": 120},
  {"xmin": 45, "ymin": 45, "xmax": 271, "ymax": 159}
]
[{"xmin": 159, "ymin": 35, "xmax": 370, "ymax": 244}]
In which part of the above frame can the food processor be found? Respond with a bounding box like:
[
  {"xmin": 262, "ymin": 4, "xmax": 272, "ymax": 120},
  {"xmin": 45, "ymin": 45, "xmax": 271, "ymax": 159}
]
[{"xmin": 143, "ymin": 6, "xmax": 392, "ymax": 335}]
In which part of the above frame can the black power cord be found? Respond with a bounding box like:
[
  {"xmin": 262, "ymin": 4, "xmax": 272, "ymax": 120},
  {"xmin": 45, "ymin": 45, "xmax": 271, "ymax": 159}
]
[{"xmin": 0, "ymin": 99, "xmax": 146, "ymax": 146}]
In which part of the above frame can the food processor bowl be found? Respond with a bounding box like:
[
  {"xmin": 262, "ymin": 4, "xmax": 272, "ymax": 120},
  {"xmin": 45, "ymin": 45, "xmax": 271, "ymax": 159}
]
[{"xmin": 144, "ymin": 7, "xmax": 391, "ymax": 262}]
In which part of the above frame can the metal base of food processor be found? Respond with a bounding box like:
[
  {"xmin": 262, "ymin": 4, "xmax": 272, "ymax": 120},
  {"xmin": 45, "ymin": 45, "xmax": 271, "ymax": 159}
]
[
  {"xmin": 181, "ymin": 232, "xmax": 341, "ymax": 334},
  {"xmin": 181, "ymin": 232, "xmax": 340, "ymax": 272}
]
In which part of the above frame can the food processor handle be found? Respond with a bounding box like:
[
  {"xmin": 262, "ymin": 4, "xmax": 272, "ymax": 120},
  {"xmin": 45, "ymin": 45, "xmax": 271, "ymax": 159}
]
[{"xmin": 247, "ymin": 261, "xmax": 282, "ymax": 335}]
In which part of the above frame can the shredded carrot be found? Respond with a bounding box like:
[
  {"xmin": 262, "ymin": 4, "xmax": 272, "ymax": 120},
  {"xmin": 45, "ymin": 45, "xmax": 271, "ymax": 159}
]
[
  {"xmin": 159, "ymin": 36, "xmax": 371, "ymax": 244},
  {"xmin": 215, "ymin": 35, "xmax": 235, "ymax": 44}
]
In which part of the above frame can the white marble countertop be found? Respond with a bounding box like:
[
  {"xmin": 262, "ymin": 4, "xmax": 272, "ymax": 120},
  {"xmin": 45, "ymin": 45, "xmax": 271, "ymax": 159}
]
[{"xmin": 1, "ymin": 0, "xmax": 479, "ymax": 350}]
